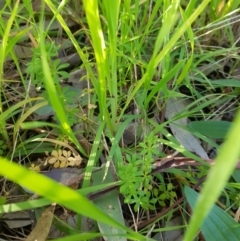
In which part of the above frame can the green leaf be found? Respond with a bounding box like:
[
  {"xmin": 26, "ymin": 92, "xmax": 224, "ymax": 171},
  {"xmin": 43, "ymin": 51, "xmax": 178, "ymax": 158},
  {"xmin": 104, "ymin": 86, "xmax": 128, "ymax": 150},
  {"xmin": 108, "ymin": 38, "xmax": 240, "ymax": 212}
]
[
  {"xmin": 210, "ymin": 79, "xmax": 240, "ymax": 88},
  {"xmin": 184, "ymin": 106, "xmax": 240, "ymax": 240},
  {"xmin": 188, "ymin": 121, "xmax": 232, "ymax": 139},
  {"xmin": 185, "ymin": 186, "xmax": 240, "ymax": 241}
]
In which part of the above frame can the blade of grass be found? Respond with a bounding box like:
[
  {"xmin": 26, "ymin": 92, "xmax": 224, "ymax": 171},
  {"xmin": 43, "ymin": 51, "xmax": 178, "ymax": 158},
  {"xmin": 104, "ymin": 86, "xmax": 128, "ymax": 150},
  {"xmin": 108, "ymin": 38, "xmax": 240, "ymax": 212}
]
[
  {"xmin": 43, "ymin": 0, "xmax": 97, "ymax": 88},
  {"xmin": 38, "ymin": 8, "xmax": 86, "ymax": 156},
  {"xmin": 82, "ymin": 121, "xmax": 105, "ymax": 188},
  {"xmin": 0, "ymin": 97, "xmax": 43, "ymax": 148},
  {"xmin": 183, "ymin": 108, "xmax": 240, "ymax": 240},
  {"xmin": 154, "ymin": 0, "xmax": 211, "ymax": 68},
  {"xmin": 13, "ymin": 101, "xmax": 48, "ymax": 143},
  {"xmin": 0, "ymin": 0, "xmax": 20, "ymax": 112},
  {"xmin": 101, "ymin": 0, "xmax": 120, "ymax": 125},
  {"xmin": 0, "ymin": 158, "xmax": 148, "ymax": 241},
  {"xmin": 119, "ymin": 0, "xmax": 207, "ymax": 120},
  {"xmin": 82, "ymin": 0, "xmax": 113, "ymax": 133},
  {"xmin": 0, "ymin": 181, "xmax": 119, "ymax": 213},
  {"xmin": 0, "ymin": 0, "xmax": 20, "ymax": 80},
  {"xmin": 175, "ymin": 6, "xmax": 195, "ymax": 85},
  {"xmin": 21, "ymin": 121, "xmax": 62, "ymax": 130}
]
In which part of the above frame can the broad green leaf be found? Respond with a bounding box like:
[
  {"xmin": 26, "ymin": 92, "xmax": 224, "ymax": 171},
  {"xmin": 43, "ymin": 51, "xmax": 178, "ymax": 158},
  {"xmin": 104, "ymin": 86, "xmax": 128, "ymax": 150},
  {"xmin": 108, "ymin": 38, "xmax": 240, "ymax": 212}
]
[
  {"xmin": 210, "ymin": 79, "xmax": 240, "ymax": 88},
  {"xmin": 185, "ymin": 186, "xmax": 240, "ymax": 241},
  {"xmin": 184, "ymin": 105, "xmax": 240, "ymax": 241},
  {"xmin": 188, "ymin": 121, "xmax": 232, "ymax": 139}
]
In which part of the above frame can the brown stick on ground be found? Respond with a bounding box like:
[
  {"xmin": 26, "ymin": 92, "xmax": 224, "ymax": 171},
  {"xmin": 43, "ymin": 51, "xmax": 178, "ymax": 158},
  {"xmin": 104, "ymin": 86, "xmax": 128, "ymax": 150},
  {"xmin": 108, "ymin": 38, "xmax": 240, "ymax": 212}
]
[{"xmin": 152, "ymin": 156, "xmax": 240, "ymax": 174}]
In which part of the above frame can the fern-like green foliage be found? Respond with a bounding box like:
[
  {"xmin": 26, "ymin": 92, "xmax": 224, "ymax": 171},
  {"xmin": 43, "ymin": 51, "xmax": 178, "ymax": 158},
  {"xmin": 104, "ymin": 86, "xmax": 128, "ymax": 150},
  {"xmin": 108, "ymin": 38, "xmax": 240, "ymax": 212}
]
[{"xmin": 118, "ymin": 132, "xmax": 171, "ymax": 211}]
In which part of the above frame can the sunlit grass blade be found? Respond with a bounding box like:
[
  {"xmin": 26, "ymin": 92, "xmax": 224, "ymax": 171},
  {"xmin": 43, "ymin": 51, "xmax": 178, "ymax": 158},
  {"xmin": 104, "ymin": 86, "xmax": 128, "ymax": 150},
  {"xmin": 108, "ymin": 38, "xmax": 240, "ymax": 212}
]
[
  {"xmin": 154, "ymin": 0, "xmax": 211, "ymax": 67},
  {"xmin": 0, "ymin": 97, "xmax": 43, "ymax": 148},
  {"xmin": 119, "ymin": 0, "xmax": 211, "ymax": 120},
  {"xmin": 0, "ymin": 0, "xmax": 21, "ymax": 114},
  {"xmin": 44, "ymin": 0, "xmax": 114, "ymax": 132},
  {"xmin": 175, "ymin": 6, "xmax": 195, "ymax": 85},
  {"xmin": 0, "ymin": 158, "xmax": 148, "ymax": 241},
  {"xmin": 82, "ymin": 122, "xmax": 105, "ymax": 188},
  {"xmin": 0, "ymin": 182, "xmax": 119, "ymax": 213},
  {"xmin": 101, "ymin": 0, "xmax": 120, "ymax": 125},
  {"xmin": 13, "ymin": 101, "xmax": 48, "ymax": 143},
  {"xmin": 183, "ymin": 109, "xmax": 240, "ymax": 240},
  {"xmin": 38, "ymin": 9, "xmax": 86, "ymax": 156},
  {"xmin": 82, "ymin": 0, "xmax": 112, "ymax": 131},
  {"xmin": 0, "ymin": 0, "xmax": 20, "ymax": 80}
]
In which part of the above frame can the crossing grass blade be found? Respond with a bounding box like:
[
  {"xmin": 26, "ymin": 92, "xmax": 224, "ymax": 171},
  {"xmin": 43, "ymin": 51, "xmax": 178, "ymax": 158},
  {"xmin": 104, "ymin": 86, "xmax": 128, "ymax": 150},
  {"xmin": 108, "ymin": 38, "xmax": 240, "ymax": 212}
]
[
  {"xmin": 184, "ymin": 109, "xmax": 240, "ymax": 240},
  {"xmin": 0, "ymin": 157, "xmax": 149, "ymax": 241}
]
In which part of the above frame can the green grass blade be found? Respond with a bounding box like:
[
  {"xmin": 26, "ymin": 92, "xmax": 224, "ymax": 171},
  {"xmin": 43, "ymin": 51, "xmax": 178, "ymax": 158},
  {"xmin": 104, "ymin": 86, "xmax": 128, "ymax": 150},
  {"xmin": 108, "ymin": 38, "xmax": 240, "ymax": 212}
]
[
  {"xmin": 154, "ymin": 0, "xmax": 211, "ymax": 67},
  {"xmin": 13, "ymin": 101, "xmax": 48, "ymax": 143},
  {"xmin": 0, "ymin": 0, "xmax": 20, "ymax": 80},
  {"xmin": 183, "ymin": 109, "xmax": 240, "ymax": 240},
  {"xmin": 101, "ymin": 0, "xmax": 120, "ymax": 125},
  {"xmin": 82, "ymin": 0, "xmax": 112, "ymax": 131},
  {"xmin": 0, "ymin": 158, "xmax": 147, "ymax": 240},
  {"xmin": 119, "ymin": 0, "xmax": 211, "ymax": 120},
  {"xmin": 82, "ymin": 121, "xmax": 105, "ymax": 188},
  {"xmin": 43, "ymin": 0, "xmax": 96, "ymax": 81},
  {"xmin": 0, "ymin": 182, "xmax": 119, "ymax": 213},
  {"xmin": 38, "ymin": 11, "xmax": 86, "ymax": 156},
  {"xmin": 0, "ymin": 0, "xmax": 20, "ymax": 113}
]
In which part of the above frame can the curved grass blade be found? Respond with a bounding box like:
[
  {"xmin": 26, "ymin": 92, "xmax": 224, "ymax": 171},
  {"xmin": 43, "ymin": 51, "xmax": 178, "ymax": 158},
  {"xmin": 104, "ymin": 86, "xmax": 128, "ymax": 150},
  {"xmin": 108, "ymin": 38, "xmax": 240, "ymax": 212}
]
[
  {"xmin": 0, "ymin": 158, "xmax": 148, "ymax": 240},
  {"xmin": 38, "ymin": 10, "xmax": 86, "ymax": 156},
  {"xmin": 184, "ymin": 109, "xmax": 240, "ymax": 240},
  {"xmin": 0, "ymin": 182, "xmax": 119, "ymax": 213}
]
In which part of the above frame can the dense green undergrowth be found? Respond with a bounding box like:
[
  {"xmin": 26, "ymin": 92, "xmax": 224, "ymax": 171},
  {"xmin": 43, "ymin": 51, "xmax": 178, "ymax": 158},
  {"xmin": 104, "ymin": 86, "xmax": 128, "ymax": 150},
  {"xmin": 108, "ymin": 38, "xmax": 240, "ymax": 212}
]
[{"xmin": 0, "ymin": 0, "xmax": 240, "ymax": 240}]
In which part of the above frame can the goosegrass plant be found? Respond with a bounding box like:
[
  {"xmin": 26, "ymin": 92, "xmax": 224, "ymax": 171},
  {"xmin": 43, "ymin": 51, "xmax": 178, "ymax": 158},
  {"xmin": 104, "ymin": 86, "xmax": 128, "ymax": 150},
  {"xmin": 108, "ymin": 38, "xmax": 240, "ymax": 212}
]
[
  {"xmin": 118, "ymin": 132, "xmax": 163, "ymax": 211},
  {"xmin": 0, "ymin": 0, "xmax": 240, "ymax": 240}
]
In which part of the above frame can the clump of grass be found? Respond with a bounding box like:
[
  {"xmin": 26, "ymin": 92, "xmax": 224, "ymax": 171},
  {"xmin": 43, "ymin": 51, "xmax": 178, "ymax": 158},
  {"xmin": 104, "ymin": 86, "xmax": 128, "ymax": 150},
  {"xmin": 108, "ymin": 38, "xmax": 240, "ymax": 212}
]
[{"xmin": 0, "ymin": 0, "xmax": 240, "ymax": 240}]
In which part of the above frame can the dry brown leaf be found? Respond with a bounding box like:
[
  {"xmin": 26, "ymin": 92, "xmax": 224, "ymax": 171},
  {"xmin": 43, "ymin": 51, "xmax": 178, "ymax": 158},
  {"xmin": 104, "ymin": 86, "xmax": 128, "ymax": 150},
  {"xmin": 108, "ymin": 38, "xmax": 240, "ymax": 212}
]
[
  {"xmin": 46, "ymin": 149, "xmax": 81, "ymax": 168},
  {"xmin": 25, "ymin": 204, "xmax": 55, "ymax": 241}
]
